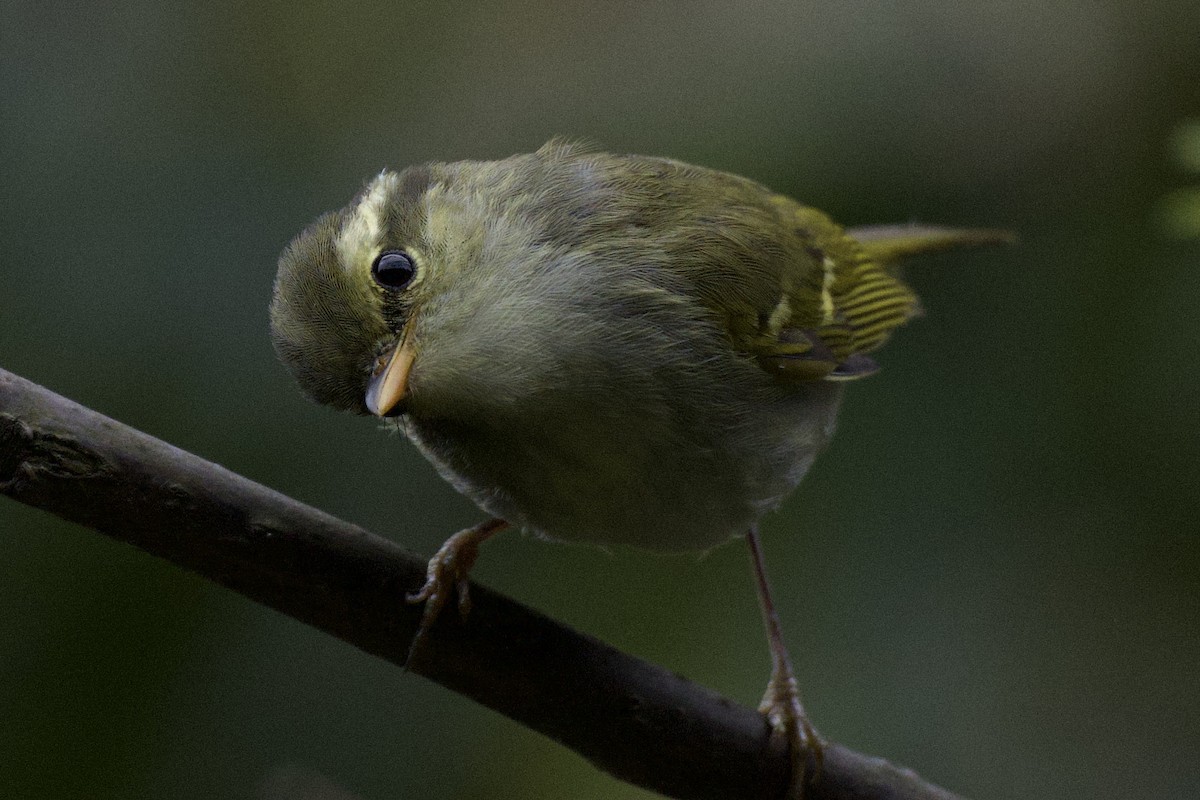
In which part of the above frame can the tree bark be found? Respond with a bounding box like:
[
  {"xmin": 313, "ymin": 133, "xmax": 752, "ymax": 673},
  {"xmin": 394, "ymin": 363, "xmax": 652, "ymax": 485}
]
[{"xmin": 0, "ymin": 366, "xmax": 965, "ymax": 800}]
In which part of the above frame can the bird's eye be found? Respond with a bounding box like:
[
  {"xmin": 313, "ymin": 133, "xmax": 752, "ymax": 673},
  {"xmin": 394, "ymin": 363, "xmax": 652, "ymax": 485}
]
[{"xmin": 371, "ymin": 250, "xmax": 417, "ymax": 290}]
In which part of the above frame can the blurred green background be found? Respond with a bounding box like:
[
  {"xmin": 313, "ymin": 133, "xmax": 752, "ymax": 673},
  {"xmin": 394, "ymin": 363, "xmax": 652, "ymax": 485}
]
[{"xmin": 2, "ymin": 1, "xmax": 1197, "ymax": 798}]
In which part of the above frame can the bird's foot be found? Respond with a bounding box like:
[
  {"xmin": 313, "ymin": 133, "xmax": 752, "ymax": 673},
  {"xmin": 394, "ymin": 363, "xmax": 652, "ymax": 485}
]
[
  {"xmin": 405, "ymin": 518, "xmax": 508, "ymax": 667},
  {"xmin": 759, "ymin": 671, "xmax": 823, "ymax": 799}
]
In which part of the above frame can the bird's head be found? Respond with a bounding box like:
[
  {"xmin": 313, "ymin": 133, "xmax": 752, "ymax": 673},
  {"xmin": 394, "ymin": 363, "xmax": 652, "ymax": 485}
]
[{"xmin": 270, "ymin": 166, "xmax": 458, "ymax": 417}]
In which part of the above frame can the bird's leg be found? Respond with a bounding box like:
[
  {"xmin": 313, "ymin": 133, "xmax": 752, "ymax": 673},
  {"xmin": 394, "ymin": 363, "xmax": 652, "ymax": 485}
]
[
  {"xmin": 746, "ymin": 526, "xmax": 823, "ymax": 798},
  {"xmin": 405, "ymin": 518, "xmax": 509, "ymax": 666}
]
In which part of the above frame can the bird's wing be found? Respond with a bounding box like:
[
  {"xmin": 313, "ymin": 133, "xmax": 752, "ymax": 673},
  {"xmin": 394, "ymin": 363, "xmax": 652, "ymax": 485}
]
[{"xmin": 748, "ymin": 202, "xmax": 1012, "ymax": 382}]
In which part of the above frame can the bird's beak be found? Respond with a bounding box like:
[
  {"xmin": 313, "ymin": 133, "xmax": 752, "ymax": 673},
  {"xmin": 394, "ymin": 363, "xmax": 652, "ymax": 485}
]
[{"xmin": 365, "ymin": 329, "xmax": 415, "ymax": 417}]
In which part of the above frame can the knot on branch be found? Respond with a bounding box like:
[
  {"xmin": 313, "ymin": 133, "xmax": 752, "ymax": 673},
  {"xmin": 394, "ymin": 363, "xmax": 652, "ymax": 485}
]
[{"xmin": 0, "ymin": 412, "xmax": 111, "ymax": 491}]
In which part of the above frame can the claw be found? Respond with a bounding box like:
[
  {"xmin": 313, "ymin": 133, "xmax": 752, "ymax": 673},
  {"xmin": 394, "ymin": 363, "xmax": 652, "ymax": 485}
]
[
  {"xmin": 404, "ymin": 518, "xmax": 508, "ymax": 667},
  {"xmin": 746, "ymin": 527, "xmax": 822, "ymax": 798},
  {"xmin": 760, "ymin": 671, "xmax": 823, "ymax": 797}
]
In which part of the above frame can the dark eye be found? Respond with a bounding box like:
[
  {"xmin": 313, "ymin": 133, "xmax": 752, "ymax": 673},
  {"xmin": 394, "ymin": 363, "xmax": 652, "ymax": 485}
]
[{"xmin": 371, "ymin": 250, "xmax": 417, "ymax": 290}]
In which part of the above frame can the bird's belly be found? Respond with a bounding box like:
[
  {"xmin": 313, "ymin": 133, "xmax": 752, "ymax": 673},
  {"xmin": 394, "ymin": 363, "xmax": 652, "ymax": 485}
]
[{"xmin": 405, "ymin": 381, "xmax": 844, "ymax": 552}]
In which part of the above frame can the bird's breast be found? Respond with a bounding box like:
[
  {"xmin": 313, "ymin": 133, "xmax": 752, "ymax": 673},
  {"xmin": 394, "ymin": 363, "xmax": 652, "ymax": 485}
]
[
  {"xmin": 398, "ymin": 245, "xmax": 845, "ymax": 550},
  {"xmin": 403, "ymin": 365, "xmax": 844, "ymax": 551}
]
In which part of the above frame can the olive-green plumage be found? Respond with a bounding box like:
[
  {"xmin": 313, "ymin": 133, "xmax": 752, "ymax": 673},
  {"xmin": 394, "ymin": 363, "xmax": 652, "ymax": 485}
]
[
  {"xmin": 270, "ymin": 140, "xmax": 1009, "ymax": 791},
  {"xmin": 271, "ymin": 138, "xmax": 1009, "ymax": 551}
]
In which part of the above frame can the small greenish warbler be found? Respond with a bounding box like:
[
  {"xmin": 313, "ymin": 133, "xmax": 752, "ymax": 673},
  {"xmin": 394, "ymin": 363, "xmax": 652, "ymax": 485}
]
[{"xmin": 270, "ymin": 139, "xmax": 1009, "ymax": 793}]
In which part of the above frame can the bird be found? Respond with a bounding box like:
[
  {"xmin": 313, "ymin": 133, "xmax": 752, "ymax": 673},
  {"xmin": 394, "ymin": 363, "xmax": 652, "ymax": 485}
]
[{"xmin": 269, "ymin": 138, "xmax": 1010, "ymax": 796}]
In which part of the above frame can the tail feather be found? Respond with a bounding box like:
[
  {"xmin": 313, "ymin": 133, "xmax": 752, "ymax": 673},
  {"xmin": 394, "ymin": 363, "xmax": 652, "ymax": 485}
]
[{"xmin": 848, "ymin": 225, "xmax": 1016, "ymax": 265}]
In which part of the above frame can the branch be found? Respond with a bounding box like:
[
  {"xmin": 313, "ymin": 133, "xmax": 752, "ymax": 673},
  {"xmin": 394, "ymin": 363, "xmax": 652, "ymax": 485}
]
[{"xmin": 0, "ymin": 367, "xmax": 964, "ymax": 800}]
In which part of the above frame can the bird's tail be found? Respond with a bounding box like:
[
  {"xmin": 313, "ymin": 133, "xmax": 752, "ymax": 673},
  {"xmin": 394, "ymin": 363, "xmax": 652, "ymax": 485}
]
[{"xmin": 848, "ymin": 225, "xmax": 1016, "ymax": 265}]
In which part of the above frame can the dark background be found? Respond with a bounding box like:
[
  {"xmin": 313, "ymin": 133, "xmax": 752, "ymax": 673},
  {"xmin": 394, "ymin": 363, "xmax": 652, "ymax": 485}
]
[{"xmin": 2, "ymin": 2, "xmax": 1197, "ymax": 798}]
